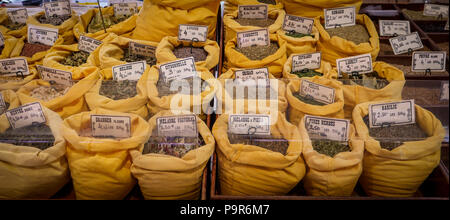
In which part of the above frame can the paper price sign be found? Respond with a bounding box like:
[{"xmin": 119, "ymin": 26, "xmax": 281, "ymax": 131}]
[
  {"xmin": 336, "ymin": 54, "xmax": 373, "ymax": 77},
  {"xmin": 129, "ymin": 41, "xmax": 156, "ymax": 57},
  {"xmin": 0, "ymin": 58, "xmax": 30, "ymax": 77},
  {"xmin": 112, "ymin": 61, "xmax": 146, "ymax": 81},
  {"xmin": 228, "ymin": 114, "xmax": 271, "ymax": 135},
  {"xmin": 283, "ymin": 14, "xmax": 314, "ymax": 34},
  {"xmin": 300, "ymin": 80, "xmax": 335, "ymax": 105},
  {"xmin": 157, "ymin": 115, "xmax": 198, "ymax": 137},
  {"xmin": 237, "ymin": 29, "xmax": 270, "ymax": 48},
  {"xmin": 369, "ymin": 100, "xmax": 415, "ymax": 128},
  {"xmin": 304, "ymin": 115, "xmax": 349, "ymax": 142},
  {"xmin": 78, "ymin": 35, "xmax": 102, "ymax": 53},
  {"xmin": 91, "ymin": 115, "xmax": 131, "ymax": 139},
  {"xmin": 238, "ymin": 5, "xmax": 268, "ymax": 19},
  {"xmin": 159, "ymin": 57, "xmax": 197, "ymax": 82},
  {"xmin": 44, "ymin": 0, "xmax": 71, "ymax": 18},
  {"xmin": 412, "ymin": 51, "xmax": 446, "ymax": 73},
  {"xmin": 389, "ymin": 32, "xmax": 423, "ymax": 55},
  {"xmin": 379, "ymin": 20, "xmax": 411, "ymax": 37},
  {"xmin": 324, "ymin": 6, "xmax": 356, "ymax": 29},
  {"xmin": 292, "ymin": 52, "xmax": 321, "ymax": 72},
  {"xmin": 440, "ymin": 81, "xmax": 449, "ymax": 101},
  {"xmin": 113, "ymin": 2, "xmax": 138, "ymax": 16},
  {"xmin": 28, "ymin": 25, "xmax": 59, "ymax": 47},
  {"xmin": 7, "ymin": 8, "xmax": 28, "ymax": 25},
  {"xmin": 235, "ymin": 67, "xmax": 269, "ymax": 87},
  {"xmin": 423, "ymin": 4, "xmax": 448, "ymax": 17},
  {"xmin": 37, "ymin": 65, "xmax": 73, "ymax": 87},
  {"xmin": 0, "ymin": 94, "xmax": 6, "ymax": 115},
  {"xmin": 0, "ymin": 32, "xmax": 4, "ymax": 47},
  {"xmin": 178, "ymin": 24, "xmax": 208, "ymax": 42},
  {"xmin": 6, "ymin": 102, "xmax": 46, "ymax": 129}
]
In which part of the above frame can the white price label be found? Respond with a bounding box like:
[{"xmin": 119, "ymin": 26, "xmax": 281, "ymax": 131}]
[
  {"xmin": 235, "ymin": 67, "xmax": 269, "ymax": 87},
  {"xmin": 423, "ymin": 4, "xmax": 449, "ymax": 17},
  {"xmin": 440, "ymin": 81, "xmax": 449, "ymax": 101},
  {"xmin": 336, "ymin": 53, "xmax": 373, "ymax": 77},
  {"xmin": 0, "ymin": 93, "xmax": 6, "ymax": 115},
  {"xmin": 292, "ymin": 52, "xmax": 321, "ymax": 72},
  {"xmin": 369, "ymin": 100, "xmax": 415, "ymax": 128},
  {"xmin": 178, "ymin": 24, "xmax": 208, "ymax": 42},
  {"xmin": 379, "ymin": 20, "xmax": 411, "ymax": 37},
  {"xmin": 113, "ymin": 2, "xmax": 138, "ymax": 16},
  {"xmin": 28, "ymin": 25, "xmax": 59, "ymax": 47},
  {"xmin": 237, "ymin": 29, "xmax": 270, "ymax": 48},
  {"xmin": 324, "ymin": 6, "xmax": 356, "ymax": 29},
  {"xmin": 283, "ymin": 14, "xmax": 314, "ymax": 34},
  {"xmin": 6, "ymin": 102, "xmax": 46, "ymax": 129},
  {"xmin": 156, "ymin": 115, "xmax": 198, "ymax": 138},
  {"xmin": 238, "ymin": 5, "xmax": 268, "ymax": 19},
  {"xmin": 228, "ymin": 114, "xmax": 271, "ymax": 135},
  {"xmin": 44, "ymin": 0, "xmax": 71, "ymax": 18},
  {"xmin": 7, "ymin": 8, "xmax": 28, "ymax": 25},
  {"xmin": 0, "ymin": 58, "xmax": 30, "ymax": 77},
  {"xmin": 412, "ymin": 51, "xmax": 446, "ymax": 73},
  {"xmin": 91, "ymin": 115, "xmax": 131, "ymax": 139},
  {"xmin": 389, "ymin": 32, "xmax": 423, "ymax": 55},
  {"xmin": 159, "ymin": 57, "xmax": 197, "ymax": 82},
  {"xmin": 112, "ymin": 61, "xmax": 146, "ymax": 81},
  {"xmin": 304, "ymin": 115, "xmax": 350, "ymax": 142},
  {"xmin": 300, "ymin": 80, "xmax": 335, "ymax": 105},
  {"xmin": 78, "ymin": 35, "xmax": 102, "ymax": 53},
  {"xmin": 129, "ymin": 42, "xmax": 156, "ymax": 57},
  {"xmin": 37, "ymin": 65, "xmax": 73, "ymax": 87},
  {"xmin": 0, "ymin": 32, "xmax": 4, "ymax": 47}
]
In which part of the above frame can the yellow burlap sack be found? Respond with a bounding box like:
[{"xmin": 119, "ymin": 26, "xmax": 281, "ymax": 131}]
[
  {"xmin": 73, "ymin": 7, "xmax": 138, "ymax": 41},
  {"xmin": 299, "ymin": 118, "xmax": 364, "ymax": 196},
  {"xmin": 0, "ymin": 8, "xmax": 27, "ymax": 38},
  {"xmin": 217, "ymin": 68, "xmax": 288, "ymax": 114},
  {"xmin": 62, "ymin": 108, "xmax": 151, "ymax": 200},
  {"xmin": 276, "ymin": 26, "xmax": 319, "ymax": 57},
  {"xmin": 283, "ymin": 0, "xmax": 362, "ymax": 18},
  {"xmin": 315, "ymin": 14, "xmax": 380, "ymax": 66},
  {"xmin": 0, "ymin": 89, "xmax": 20, "ymax": 111},
  {"xmin": 16, "ymin": 72, "xmax": 98, "ymax": 119},
  {"xmin": 224, "ymin": 8, "xmax": 285, "ymax": 44},
  {"xmin": 146, "ymin": 65, "xmax": 218, "ymax": 117},
  {"xmin": 27, "ymin": 10, "xmax": 79, "ymax": 44},
  {"xmin": 225, "ymin": 34, "xmax": 287, "ymax": 78},
  {"xmin": 155, "ymin": 36, "xmax": 219, "ymax": 70},
  {"xmin": 337, "ymin": 61, "xmax": 406, "ymax": 119},
  {"xmin": 213, "ymin": 112, "xmax": 305, "ymax": 196},
  {"xmin": 0, "ymin": 106, "xmax": 69, "ymax": 199},
  {"xmin": 282, "ymin": 53, "xmax": 336, "ymax": 79},
  {"xmin": 10, "ymin": 35, "xmax": 65, "ymax": 65},
  {"xmin": 286, "ymin": 76, "xmax": 345, "ymax": 126},
  {"xmin": 353, "ymin": 101, "xmax": 445, "ymax": 197},
  {"xmin": 0, "ymin": 34, "xmax": 19, "ymax": 59},
  {"xmin": 0, "ymin": 64, "xmax": 39, "ymax": 91},
  {"xmin": 224, "ymin": 0, "xmax": 284, "ymax": 15},
  {"xmin": 130, "ymin": 110, "xmax": 215, "ymax": 200},
  {"xmin": 132, "ymin": 0, "xmax": 220, "ymax": 42}
]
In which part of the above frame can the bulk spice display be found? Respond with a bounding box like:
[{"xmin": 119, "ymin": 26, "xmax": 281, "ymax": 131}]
[
  {"xmin": 121, "ymin": 48, "xmax": 156, "ymax": 66},
  {"xmin": 326, "ymin": 25, "xmax": 370, "ymax": 45},
  {"xmin": 234, "ymin": 42, "xmax": 279, "ymax": 60},
  {"xmin": 340, "ymin": 71, "xmax": 390, "ymax": 89},
  {"xmin": 20, "ymin": 43, "xmax": 51, "ymax": 57},
  {"xmin": 29, "ymin": 83, "xmax": 70, "ymax": 101},
  {"xmin": 143, "ymin": 129, "xmax": 205, "ymax": 158},
  {"xmin": 0, "ymin": 123, "xmax": 55, "ymax": 150},
  {"xmin": 60, "ymin": 51, "xmax": 90, "ymax": 66},
  {"xmin": 99, "ymin": 80, "xmax": 138, "ymax": 100}
]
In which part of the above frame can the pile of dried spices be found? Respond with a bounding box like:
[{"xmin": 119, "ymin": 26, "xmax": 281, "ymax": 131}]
[
  {"xmin": 156, "ymin": 77, "xmax": 207, "ymax": 96},
  {"xmin": 234, "ymin": 42, "xmax": 279, "ymax": 60},
  {"xmin": 99, "ymin": 80, "xmax": 138, "ymax": 100},
  {"xmin": 0, "ymin": 123, "xmax": 55, "ymax": 150},
  {"xmin": 363, "ymin": 115, "xmax": 428, "ymax": 151},
  {"xmin": 228, "ymin": 133, "xmax": 289, "ymax": 155},
  {"xmin": 402, "ymin": 9, "xmax": 448, "ymax": 21},
  {"xmin": 257, "ymin": 0, "xmax": 276, "ymax": 4},
  {"xmin": 37, "ymin": 14, "xmax": 71, "ymax": 26},
  {"xmin": 0, "ymin": 102, "xmax": 10, "ymax": 115},
  {"xmin": 285, "ymin": 31, "xmax": 315, "ymax": 38},
  {"xmin": 340, "ymin": 71, "xmax": 390, "ymax": 89},
  {"xmin": 30, "ymin": 84, "xmax": 70, "ymax": 101},
  {"xmin": 121, "ymin": 48, "xmax": 156, "ymax": 66},
  {"xmin": 87, "ymin": 11, "xmax": 131, "ymax": 33},
  {"xmin": 60, "ymin": 51, "xmax": 90, "ymax": 66},
  {"xmin": 291, "ymin": 69, "xmax": 322, "ymax": 78},
  {"xmin": 173, "ymin": 46, "xmax": 208, "ymax": 62},
  {"xmin": 20, "ymin": 42, "xmax": 52, "ymax": 57},
  {"xmin": 311, "ymin": 139, "xmax": 350, "ymax": 157},
  {"xmin": 234, "ymin": 18, "xmax": 276, "ymax": 27},
  {"xmin": 326, "ymin": 24, "xmax": 370, "ymax": 45},
  {"xmin": 402, "ymin": 86, "xmax": 448, "ymax": 106},
  {"xmin": 294, "ymin": 93, "xmax": 327, "ymax": 106},
  {"xmin": 143, "ymin": 129, "xmax": 205, "ymax": 158}
]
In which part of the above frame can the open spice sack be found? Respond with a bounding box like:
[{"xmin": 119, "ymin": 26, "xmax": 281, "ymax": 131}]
[
  {"xmin": 10, "ymin": 35, "xmax": 65, "ymax": 65},
  {"xmin": 62, "ymin": 108, "xmax": 150, "ymax": 200},
  {"xmin": 16, "ymin": 72, "xmax": 98, "ymax": 119},
  {"xmin": 130, "ymin": 110, "xmax": 215, "ymax": 200},
  {"xmin": 283, "ymin": 0, "xmax": 362, "ymax": 18},
  {"xmin": 299, "ymin": 115, "xmax": 364, "ymax": 196},
  {"xmin": 0, "ymin": 63, "xmax": 39, "ymax": 91},
  {"xmin": 213, "ymin": 113, "xmax": 305, "ymax": 196},
  {"xmin": 0, "ymin": 34, "xmax": 20, "ymax": 59},
  {"xmin": 0, "ymin": 8, "xmax": 27, "ymax": 38},
  {"xmin": 286, "ymin": 76, "xmax": 345, "ymax": 126},
  {"xmin": 352, "ymin": 100, "xmax": 445, "ymax": 197},
  {"xmin": 224, "ymin": 0, "xmax": 284, "ymax": 15},
  {"xmin": 276, "ymin": 25, "xmax": 319, "ymax": 57},
  {"xmin": 132, "ymin": 0, "xmax": 220, "ymax": 42},
  {"xmin": 282, "ymin": 53, "xmax": 335, "ymax": 79},
  {"xmin": 27, "ymin": 10, "xmax": 79, "ymax": 45},
  {"xmin": 224, "ymin": 8, "xmax": 285, "ymax": 44},
  {"xmin": 155, "ymin": 36, "xmax": 219, "ymax": 71},
  {"xmin": 315, "ymin": 14, "xmax": 380, "ymax": 66},
  {"xmin": 224, "ymin": 34, "xmax": 287, "ymax": 78},
  {"xmin": 0, "ymin": 104, "xmax": 70, "ymax": 199}
]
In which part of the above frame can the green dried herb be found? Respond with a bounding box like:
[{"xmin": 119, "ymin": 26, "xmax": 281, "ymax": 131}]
[
  {"xmin": 0, "ymin": 123, "xmax": 55, "ymax": 150},
  {"xmin": 234, "ymin": 42, "xmax": 279, "ymax": 60},
  {"xmin": 173, "ymin": 46, "xmax": 208, "ymax": 62},
  {"xmin": 285, "ymin": 31, "xmax": 315, "ymax": 38},
  {"xmin": 312, "ymin": 139, "xmax": 350, "ymax": 157},
  {"xmin": 234, "ymin": 18, "xmax": 276, "ymax": 27},
  {"xmin": 121, "ymin": 48, "xmax": 157, "ymax": 66},
  {"xmin": 294, "ymin": 93, "xmax": 326, "ymax": 106},
  {"xmin": 157, "ymin": 77, "xmax": 207, "ymax": 96},
  {"xmin": 99, "ymin": 80, "xmax": 138, "ymax": 100},
  {"xmin": 257, "ymin": 0, "xmax": 276, "ymax": 4},
  {"xmin": 143, "ymin": 133, "xmax": 205, "ymax": 158},
  {"xmin": 38, "ymin": 14, "xmax": 71, "ymax": 26},
  {"xmin": 340, "ymin": 71, "xmax": 389, "ymax": 89},
  {"xmin": 402, "ymin": 9, "xmax": 448, "ymax": 21},
  {"xmin": 87, "ymin": 11, "xmax": 131, "ymax": 33},
  {"xmin": 61, "ymin": 51, "xmax": 90, "ymax": 67},
  {"xmin": 292, "ymin": 69, "xmax": 322, "ymax": 78},
  {"xmin": 229, "ymin": 133, "xmax": 289, "ymax": 155},
  {"xmin": 326, "ymin": 24, "xmax": 370, "ymax": 45}
]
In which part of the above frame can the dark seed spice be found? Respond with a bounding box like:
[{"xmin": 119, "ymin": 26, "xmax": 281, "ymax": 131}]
[
  {"xmin": 340, "ymin": 71, "xmax": 389, "ymax": 89},
  {"xmin": 38, "ymin": 14, "xmax": 71, "ymax": 26},
  {"xmin": 312, "ymin": 139, "xmax": 350, "ymax": 157},
  {"xmin": 294, "ymin": 93, "xmax": 326, "ymax": 106},
  {"xmin": 326, "ymin": 24, "xmax": 370, "ymax": 45},
  {"xmin": 99, "ymin": 80, "xmax": 138, "ymax": 100},
  {"xmin": 60, "ymin": 51, "xmax": 90, "ymax": 66},
  {"xmin": 121, "ymin": 48, "xmax": 156, "ymax": 66},
  {"xmin": 0, "ymin": 123, "xmax": 55, "ymax": 150},
  {"xmin": 228, "ymin": 133, "xmax": 289, "ymax": 155},
  {"xmin": 20, "ymin": 42, "xmax": 52, "ymax": 57},
  {"xmin": 173, "ymin": 46, "xmax": 208, "ymax": 62},
  {"xmin": 363, "ymin": 115, "xmax": 428, "ymax": 151},
  {"xmin": 142, "ymin": 129, "xmax": 205, "ymax": 158},
  {"xmin": 0, "ymin": 102, "xmax": 10, "ymax": 115},
  {"xmin": 234, "ymin": 18, "xmax": 276, "ymax": 27},
  {"xmin": 157, "ymin": 77, "xmax": 207, "ymax": 96},
  {"xmin": 291, "ymin": 69, "xmax": 322, "ymax": 78},
  {"xmin": 234, "ymin": 42, "xmax": 279, "ymax": 60}
]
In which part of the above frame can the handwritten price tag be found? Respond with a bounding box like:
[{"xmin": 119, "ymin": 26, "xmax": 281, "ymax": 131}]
[
  {"xmin": 237, "ymin": 29, "xmax": 270, "ymax": 48},
  {"xmin": 369, "ymin": 100, "xmax": 415, "ymax": 128},
  {"xmin": 159, "ymin": 57, "xmax": 197, "ymax": 82},
  {"xmin": 37, "ymin": 65, "xmax": 73, "ymax": 87},
  {"xmin": 324, "ymin": 6, "xmax": 356, "ymax": 29},
  {"xmin": 44, "ymin": 0, "xmax": 71, "ymax": 18},
  {"xmin": 91, "ymin": 115, "xmax": 131, "ymax": 139},
  {"xmin": 112, "ymin": 61, "xmax": 146, "ymax": 81},
  {"xmin": 6, "ymin": 102, "xmax": 46, "ymax": 129},
  {"xmin": 0, "ymin": 58, "xmax": 30, "ymax": 77},
  {"xmin": 113, "ymin": 2, "xmax": 138, "ymax": 16},
  {"xmin": 304, "ymin": 115, "xmax": 350, "ymax": 142},
  {"xmin": 178, "ymin": 24, "xmax": 208, "ymax": 42},
  {"xmin": 300, "ymin": 80, "xmax": 335, "ymax": 105},
  {"xmin": 336, "ymin": 53, "xmax": 373, "ymax": 77},
  {"xmin": 129, "ymin": 41, "xmax": 156, "ymax": 57},
  {"xmin": 238, "ymin": 5, "xmax": 268, "ymax": 19},
  {"xmin": 228, "ymin": 114, "xmax": 271, "ymax": 135},
  {"xmin": 157, "ymin": 115, "xmax": 198, "ymax": 137},
  {"xmin": 28, "ymin": 24, "xmax": 59, "ymax": 46},
  {"xmin": 379, "ymin": 20, "xmax": 411, "ymax": 37},
  {"xmin": 235, "ymin": 67, "xmax": 269, "ymax": 87},
  {"xmin": 412, "ymin": 51, "xmax": 446, "ymax": 73},
  {"xmin": 78, "ymin": 35, "xmax": 102, "ymax": 53},
  {"xmin": 389, "ymin": 32, "xmax": 423, "ymax": 55},
  {"xmin": 7, "ymin": 8, "xmax": 28, "ymax": 25},
  {"xmin": 292, "ymin": 52, "xmax": 321, "ymax": 72},
  {"xmin": 283, "ymin": 14, "xmax": 314, "ymax": 34}
]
